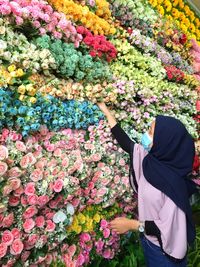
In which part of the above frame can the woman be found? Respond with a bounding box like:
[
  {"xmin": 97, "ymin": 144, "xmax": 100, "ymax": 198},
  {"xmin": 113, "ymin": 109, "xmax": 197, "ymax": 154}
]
[{"xmin": 97, "ymin": 102, "xmax": 197, "ymax": 267}]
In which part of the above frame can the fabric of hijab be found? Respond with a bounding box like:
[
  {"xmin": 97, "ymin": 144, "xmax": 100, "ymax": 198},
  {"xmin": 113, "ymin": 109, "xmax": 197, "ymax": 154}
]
[{"xmin": 142, "ymin": 115, "xmax": 197, "ymax": 245}]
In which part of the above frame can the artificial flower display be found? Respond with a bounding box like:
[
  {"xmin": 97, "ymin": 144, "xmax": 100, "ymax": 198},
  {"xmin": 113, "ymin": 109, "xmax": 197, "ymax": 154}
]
[{"xmin": 0, "ymin": 0, "xmax": 199, "ymax": 265}]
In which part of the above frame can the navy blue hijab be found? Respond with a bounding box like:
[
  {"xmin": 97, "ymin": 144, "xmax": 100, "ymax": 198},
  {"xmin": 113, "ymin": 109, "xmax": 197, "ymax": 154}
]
[{"xmin": 143, "ymin": 115, "xmax": 197, "ymax": 245}]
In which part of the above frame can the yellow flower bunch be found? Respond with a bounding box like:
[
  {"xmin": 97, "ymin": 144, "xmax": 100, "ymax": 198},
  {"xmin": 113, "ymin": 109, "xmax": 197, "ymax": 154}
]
[
  {"xmin": 95, "ymin": 0, "xmax": 111, "ymax": 20},
  {"xmin": 67, "ymin": 203, "xmax": 121, "ymax": 234},
  {"xmin": 48, "ymin": 0, "xmax": 116, "ymax": 35},
  {"xmin": 17, "ymin": 84, "xmax": 37, "ymax": 103},
  {"xmin": 148, "ymin": 0, "xmax": 200, "ymax": 41},
  {"xmin": 184, "ymin": 74, "xmax": 200, "ymax": 89},
  {"xmin": 0, "ymin": 65, "xmax": 25, "ymax": 86},
  {"xmin": 67, "ymin": 205, "xmax": 103, "ymax": 234}
]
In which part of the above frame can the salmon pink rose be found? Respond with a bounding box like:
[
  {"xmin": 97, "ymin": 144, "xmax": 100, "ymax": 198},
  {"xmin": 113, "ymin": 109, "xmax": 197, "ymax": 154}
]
[
  {"xmin": 53, "ymin": 179, "xmax": 64, "ymax": 193},
  {"xmin": 9, "ymin": 196, "xmax": 20, "ymax": 207},
  {"xmin": 15, "ymin": 141, "xmax": 26, "ymax": 152},
  {"xmin": 24, "ymin": 183, "xmax": 35, "ymax": 196},
  {"xmin": 2, "ymin": 230, "xmax": 14, "ymax": 246},
  {"xmin": 23, "ymin": 206, "xmax": 38, "ymax": 219},
  {"xmin": 27, "ymin": 195, "xmax": 38, "ymax": 205},
  {"xmin": 8, "ymin": 167, "xmax": 22, "ymax": 178},
  {"xmin": 45, "ymin": 220, "xmax": 56, "ymax": 232},
  {"xmin": 10, "ymin": 239, "xmax": 24, "ymax": 255},
  {"xmin": 2, "ymin": 213, "xmax": 14, "ymax": 228},
  {"xmin": 35, "ymin": 216, "xmax": 45, "ymax": 228},
  {"xmin": 30, "ymin": 169, "xmax": 43, "ymax": 182},
  {"xmin": 9, "ymin": 178, "xmax": 21, "ymax": 190},
  {"xmin": 23, "ymin": 218, "xmax": 35, "ymax": 233},
  {"xmin": 0, "ymin": 161, "xmax": 8, "ymax": 176},
  {"xmin": 0, "ymin": 145, "xmax": 8, "ymax": 160},
  {"xmin": 20, "ymin": 155, "xmax": 29, "ymax": 168},
  {"xmin": 38, "ymin": 195, "xmax": 49, "ymax": 207},
  {"xmin": 11, "ymin": 228, "xmax": 21, "ymax": 239},
  {"xmin": 2, "ymin": 185, "xmax": 12, "ymax": 196},
  {"xmin": 21, "ymin": 250, "xmax": 31, "ymax": 262},
  {"xmin": 0, "ymin": 243, "xmax": 7, "ymax": 258}
]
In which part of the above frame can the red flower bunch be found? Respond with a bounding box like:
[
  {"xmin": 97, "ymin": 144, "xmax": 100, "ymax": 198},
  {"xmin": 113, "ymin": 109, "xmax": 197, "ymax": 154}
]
[
  {"xmin": 164, "ymin": 65, "xmax": 185, "ymax": 82},
  {"xmin": 179, "ymin": 34, "xmax": 187, "ymax": 45},
  {"xmin": 77, "ymin": 26, "xmax": 117, "ymax": 62}
]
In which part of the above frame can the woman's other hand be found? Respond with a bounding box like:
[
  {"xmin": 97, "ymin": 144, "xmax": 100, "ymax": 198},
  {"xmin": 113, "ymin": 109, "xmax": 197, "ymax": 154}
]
[{"xmin": 110, "ymin": 217, "xmax": 139, "ymax": 234}]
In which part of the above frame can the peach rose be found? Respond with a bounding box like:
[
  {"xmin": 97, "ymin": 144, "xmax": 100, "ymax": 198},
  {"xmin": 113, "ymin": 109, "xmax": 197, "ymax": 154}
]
[{"xmin": 0, "ymin": 145, "xmax": 8, "ymax": 160}]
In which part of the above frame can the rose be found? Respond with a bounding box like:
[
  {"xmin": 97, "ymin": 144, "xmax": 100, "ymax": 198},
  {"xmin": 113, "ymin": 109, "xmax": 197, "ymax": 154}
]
[
  {"xmin": 2, "ymin": 185, "xmax": 12, "ymax": 196},
  {"xmin": 103, "ymin": 228, "xmax": 110, "ymax": 238},
  {"xmin": 9, "ymin": 178, "xmax": 21, "ymax": 190},
  {"xmin": 15, "ymin": 141, "xmax": 26, "ymax": 152},
  {"xmin": 11, "ymin": 228, "xmax": 21, "ymax": 239},
  {"xmin": 53, "ymin": 179, "xmax": 64, "ymax": 193},
  {"xmin": 14, "ymin": 186, "xmax": 24, "ymax": 196},
  {"xmin": 2, "ymin": 230, "xmax": 14, "ymax": 246},
  {"xmin": 45, "ymin": 220, "xmax": 56, "ymax": 232},
  {"xmin": 38, "ymin": 195, "xmax": 49, "ymax": 207},
  {"xmin": 0, "ymin": 145, "xmax": 8, "ymax": 160},
  {"xmin": 21, "ymin": 250, "xmax": 31, "ymax": 262},
  {"xmin": 10, "ymin": 239, "xmax": 24, "ymax": 255},
  {"xmin": 0, "ymin": 161, "xmax": 8, "ymax": 176},
  {"xmin": 0, "ymin": 243, "xmax": 7, "ymax": 258},
  {"xmin": 9, "ymin": 196, "xmax": 20, "ymax": 207},
  {"xmin": 35, "ymin": 216, "xmax": 45, "ymax": 228},
  {"xmin": 27, "ymin": 195, "xmax": 38, "ymax": 205},
  {"xmin": 102, "ymin": 248, "xmax": 112, "ymax": 259},
  {"xmin": 8, "ymin": 167, "xmax": 22, "ymax": 178},
  {"xmin": 2, "ymin": 213, "xmax": 14, "ymax": 228},
  {"xmin": 20, "ymin": 155, "xmax": 29, "ymax": 168},
  {"xmin": 24, "ymin": 183, "xmax": 35, "ymax": 196},
  {"xmin": 27, "ymin": 234, "xmax": 39, "ymax": 246},
  {"xmin": 100, "ymin": 219, "xmax": 108, "ymax": 229},
  {"xmin": 23, "ymin": 219, "xmax": 35, "ymax": 233},
  {"xmin": 80, "ymin": 233, "xmax": 91, "ymax": 243},
  {"xmin": 97, "ymin": 188, "xmax": 108, "ymax": 197},
  {"xmin": 23, "ymin": 206, "xmax": 38, "ymax": 219},
  {"xmin": 30, "ymin": 169, "xmax": 43, "ymax": 182}
]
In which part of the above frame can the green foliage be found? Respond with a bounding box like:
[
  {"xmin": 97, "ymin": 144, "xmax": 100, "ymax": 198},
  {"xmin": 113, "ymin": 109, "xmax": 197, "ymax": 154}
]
[{"xmin": 188, "ymin": 226, "xmax": 200, "ymax": 267}]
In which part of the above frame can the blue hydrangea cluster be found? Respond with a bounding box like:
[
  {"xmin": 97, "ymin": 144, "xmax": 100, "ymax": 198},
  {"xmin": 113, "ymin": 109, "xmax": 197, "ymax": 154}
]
[{"xmin": 0, "ymin": 88, "xmax": 104, "ymax": 136}]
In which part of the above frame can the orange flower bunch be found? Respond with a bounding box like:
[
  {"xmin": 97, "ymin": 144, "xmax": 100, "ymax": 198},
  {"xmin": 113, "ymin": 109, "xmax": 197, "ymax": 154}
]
[
  {"xmin": 29, "ymin": 74, "xmax": 118, "ymax": 103},
  {"xmin": 48, "ymin": 0, "xmax": 116, "ymax": 35}
]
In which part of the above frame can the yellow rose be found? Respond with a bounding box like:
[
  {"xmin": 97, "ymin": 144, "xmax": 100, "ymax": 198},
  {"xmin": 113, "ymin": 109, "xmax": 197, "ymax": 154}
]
[
  {"xmin": 16, "ymin": 68, "xmax": 24, "ymax": 77},
  {"xmin": 93, "ymin": 213, "xmax": 101, "ymax": 223},
  {"xmin": 8, "ymin": 64, "xmax": 16, "ymax": 72},
  {"xmin": 18, "ymin": 85, "xmax": 26, "ymax": 94},
  {"xmin": 29, "ymin": 97, "xmax": 37, "ymax": 104},
  {"xmin": 77, "ymin": 213, "xmax": 86, "ymax": 224},
  {"xmin": 28, "ymin": 89, "xmax": 37, "ymax": 96},
  {"xmin": 26, "ymin": 84, "xmax": 34, "ymax": 91},
  {"xmin": 19, "ymin": 95, "xmax": 25, "ymax": 101}
]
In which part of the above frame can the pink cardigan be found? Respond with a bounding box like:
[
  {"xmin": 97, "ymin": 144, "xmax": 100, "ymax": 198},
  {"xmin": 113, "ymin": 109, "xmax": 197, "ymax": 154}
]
[{"xmin": 131, "ymin": 144, "xmax": 187, "ymax": 259}]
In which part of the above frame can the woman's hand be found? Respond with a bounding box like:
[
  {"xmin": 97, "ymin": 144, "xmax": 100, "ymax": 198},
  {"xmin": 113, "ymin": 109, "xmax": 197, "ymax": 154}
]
[
  {"xmin": 97, "ymin": 102, "xmax": 109, "ymax": 115},
  {"xmin": 97, "ymin": 102, "xmax": 117, "ymax": 128},
  {"xmin": 110, "ymin": 217, "xmax": 139, "ymax": 234}
]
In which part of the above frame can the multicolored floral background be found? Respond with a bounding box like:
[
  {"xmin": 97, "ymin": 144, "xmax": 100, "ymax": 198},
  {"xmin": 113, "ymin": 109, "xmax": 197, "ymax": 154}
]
[{"xmin": 0, "ymin": 0, "xmax": 199, "ymax": 266}]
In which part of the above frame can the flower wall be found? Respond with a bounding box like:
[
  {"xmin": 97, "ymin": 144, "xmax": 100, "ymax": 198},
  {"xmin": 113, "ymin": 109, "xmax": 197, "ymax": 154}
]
[{"xmin": 0, "ymin": 0, "xmax": 199, "ymax": 266}]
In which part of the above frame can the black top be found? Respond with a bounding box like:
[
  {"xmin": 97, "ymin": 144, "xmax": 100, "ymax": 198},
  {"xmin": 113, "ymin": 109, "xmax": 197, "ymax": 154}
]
[
  {"xmin": 111, "ymin": 123, "xmax": 134, "ymax": 154},
  {"xmin": 110, "ymin": 123, "xmax": 186, "ymax": 262}
]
